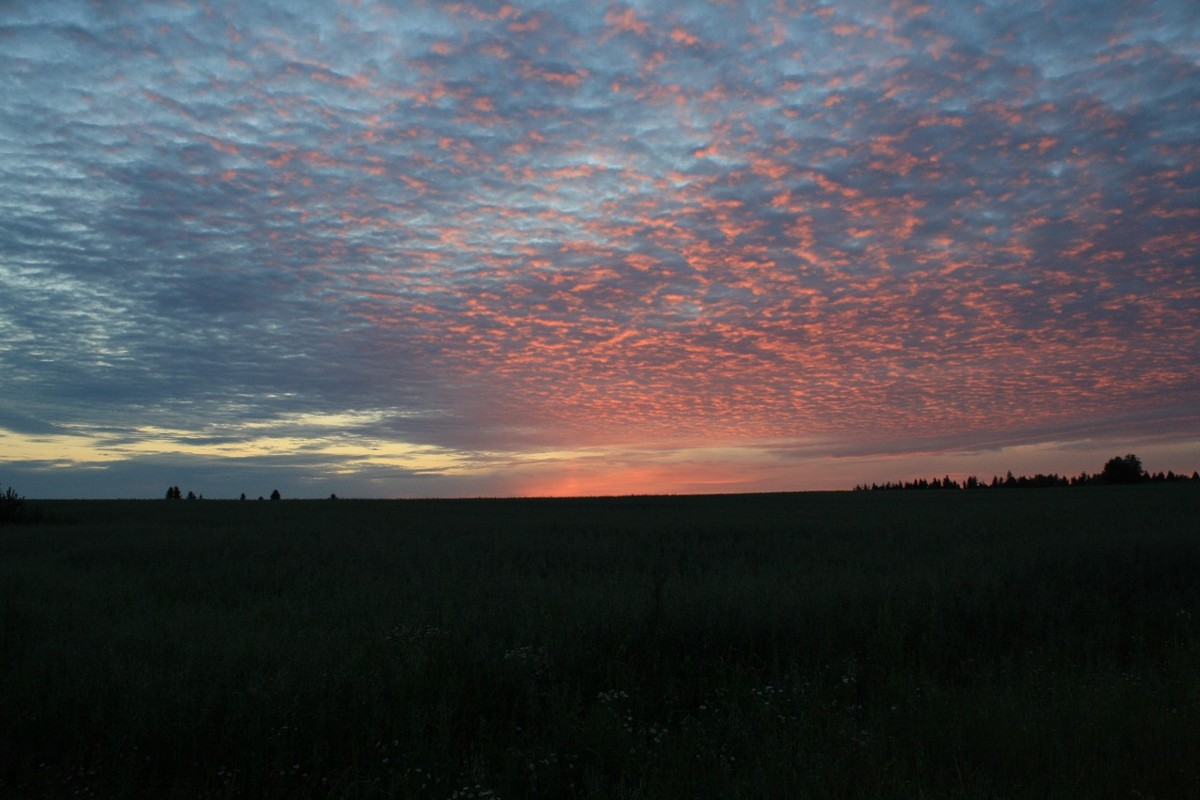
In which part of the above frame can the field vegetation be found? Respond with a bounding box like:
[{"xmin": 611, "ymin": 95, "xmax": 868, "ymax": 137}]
[{"xmin": 2, "ymin": 486, "xmax": 1199, "ymax": 798}]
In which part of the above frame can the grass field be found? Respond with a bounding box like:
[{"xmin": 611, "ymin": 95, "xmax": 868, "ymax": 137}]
[{"xmin": 2, "ymin": 486, "xmax": 1199, "ymax": 798}]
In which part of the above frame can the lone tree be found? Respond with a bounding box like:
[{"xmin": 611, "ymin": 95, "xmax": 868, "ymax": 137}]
[
  {"xmin": 1, "ymin": 480, "xmax": 25, "ymax": 526},
  {"xmin": 1101, "ymin": 454, "xmax": 1145, "ymax": 484},
  {"xmin": 270, "ymin": 489, "xmax": 281, "ymax": 501}
]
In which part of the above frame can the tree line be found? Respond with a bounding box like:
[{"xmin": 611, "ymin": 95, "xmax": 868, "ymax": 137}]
[
  {"xmin": 166, "ymin": 486, "xmax": 282, "ymax": 501},
  {"xmin": 854, "ymin": 454, "xmax": 1199, "ymax": 492}
]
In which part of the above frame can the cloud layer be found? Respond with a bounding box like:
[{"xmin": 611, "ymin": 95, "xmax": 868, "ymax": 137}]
[{"xmin": 2, "ymin": 0, "xmax": 1198, "ymax": 496}]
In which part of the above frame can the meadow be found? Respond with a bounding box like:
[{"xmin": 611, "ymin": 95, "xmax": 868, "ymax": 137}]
[{"xmin": 2, "ymin": 486, "xmax": 1198, "ymax": 799}]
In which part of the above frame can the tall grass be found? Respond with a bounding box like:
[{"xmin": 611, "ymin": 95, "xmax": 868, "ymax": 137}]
[{"xmin": 2, "ymin": 487, "xmax": 1198, "ymax": 798}]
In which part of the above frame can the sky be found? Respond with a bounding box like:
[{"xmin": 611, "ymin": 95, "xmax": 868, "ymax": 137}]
[{"xmin": 2, "ymin": 0, "xmax": 1198, "ymax": 499}]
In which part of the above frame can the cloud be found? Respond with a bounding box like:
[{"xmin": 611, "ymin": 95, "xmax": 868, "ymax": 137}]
[{"xmin": 1, "ymin": 0, "xmax": 1198, "ymax": 496}]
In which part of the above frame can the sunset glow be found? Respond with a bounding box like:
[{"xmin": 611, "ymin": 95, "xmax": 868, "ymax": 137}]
[{"xmin": 2, "ymin": 1, "xmax": 1198, "ymax": 497}]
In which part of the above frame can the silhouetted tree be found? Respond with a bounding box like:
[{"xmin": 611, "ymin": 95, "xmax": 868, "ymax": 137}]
[
  {"xmin": 166, "ymin": 485, "xmax": 182, "ymax": 500},
  {"xmin": 240, "ymin": 493, "xmax": 246, "ymax": 501},
  {"xmin": 270, "ymin": 489, "xmax": 281, "ymax": 501},
  {"xmin": 1101, "ymin": 454, "xmax": 1145, "ymax": 485},
  {"xmin": 1, "ymin": 480, "xmax": 26, "ymax": 526},
  {"xmin": 859, "ymin": 455, "xmax": 1197, "ymax": 492}
]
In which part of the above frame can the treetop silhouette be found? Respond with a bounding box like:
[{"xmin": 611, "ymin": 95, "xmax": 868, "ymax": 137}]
[{"xmin": 856, "ymin": 454, "xmax": 1194, "ymax": 491}]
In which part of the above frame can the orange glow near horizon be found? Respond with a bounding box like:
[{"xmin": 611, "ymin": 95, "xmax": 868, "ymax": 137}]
[{"xmin": 507, "ymin": 459, "xmax": 763, "ymax": 498}]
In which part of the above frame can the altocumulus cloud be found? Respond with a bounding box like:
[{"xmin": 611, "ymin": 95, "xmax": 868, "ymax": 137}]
[{"xmin": 1, "ymin": 0, "xmax": 1198, "ymax": 497}]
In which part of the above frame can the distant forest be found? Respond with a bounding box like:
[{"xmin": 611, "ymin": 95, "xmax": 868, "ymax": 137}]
[{"xmin": 854, "ymin": 454, "xmax": 1200, "ymax": 492}]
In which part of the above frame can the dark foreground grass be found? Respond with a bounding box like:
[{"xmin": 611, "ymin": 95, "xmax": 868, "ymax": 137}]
[{"xmin": 2, "ymin": 487, "xmax": 1198, "ymax": 798}]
